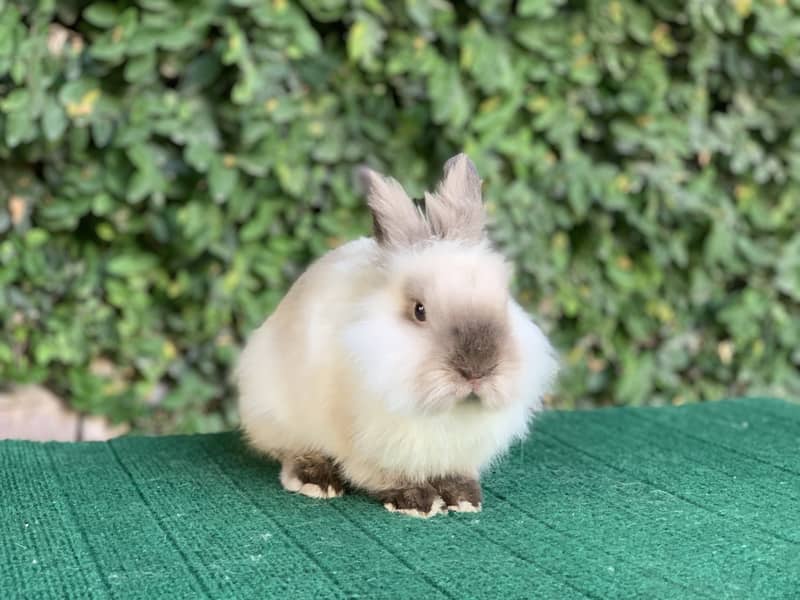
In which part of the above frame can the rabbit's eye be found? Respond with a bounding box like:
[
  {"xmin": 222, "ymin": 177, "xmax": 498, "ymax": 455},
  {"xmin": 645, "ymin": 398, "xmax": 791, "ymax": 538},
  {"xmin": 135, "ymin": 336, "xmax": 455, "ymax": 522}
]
[{"xmin": 413, "ymin": 302, "xmax": 426, "ymax": 322}]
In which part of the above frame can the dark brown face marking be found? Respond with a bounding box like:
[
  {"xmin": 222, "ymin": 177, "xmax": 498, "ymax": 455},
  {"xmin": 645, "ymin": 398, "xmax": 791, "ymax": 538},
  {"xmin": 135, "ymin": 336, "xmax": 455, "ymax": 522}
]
[
  {"xmin": 430, "ymin": 475, "xmax": 482, "ymax": 508},
  {"xmin": 293, "ymin": 454, "xmax": 347, "ymax": 495},
  {"xmin": 450, "ymin": 319, "xmax": 502, "ymax": 381},
  {"xmin": 374, "ymin": 483, "xmax": 441, "ymax": 513}
]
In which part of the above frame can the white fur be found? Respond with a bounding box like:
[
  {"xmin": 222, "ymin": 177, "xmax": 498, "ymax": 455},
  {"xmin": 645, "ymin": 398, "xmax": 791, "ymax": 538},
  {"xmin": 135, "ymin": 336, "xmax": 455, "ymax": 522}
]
[
  {"xmin": 341, "ymin": 298, "xmax": 422, "ymax": 415},
  {"xmin": 236, "ymin": 237, "xmax": 559, "ymax": 492}
]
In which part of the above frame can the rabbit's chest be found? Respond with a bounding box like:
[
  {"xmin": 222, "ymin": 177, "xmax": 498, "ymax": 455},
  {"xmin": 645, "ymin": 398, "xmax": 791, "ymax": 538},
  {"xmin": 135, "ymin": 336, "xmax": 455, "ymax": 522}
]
[{"xmin": 352, "ymin": 402, "xmax": 529, "ymax": 477}]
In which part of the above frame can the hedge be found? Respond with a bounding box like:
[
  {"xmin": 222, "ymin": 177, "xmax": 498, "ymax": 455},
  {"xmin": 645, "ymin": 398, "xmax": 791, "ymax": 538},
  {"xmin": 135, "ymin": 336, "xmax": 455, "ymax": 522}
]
[{"xmin": 1, "ymin": 0, "xmax": 799, "ymax": 433}]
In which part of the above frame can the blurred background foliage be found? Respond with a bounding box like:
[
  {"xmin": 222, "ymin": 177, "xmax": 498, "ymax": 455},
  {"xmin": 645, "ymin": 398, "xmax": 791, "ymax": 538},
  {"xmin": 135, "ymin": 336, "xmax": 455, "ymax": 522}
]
[{"xmin": 1, "ymin": 0, "xmax": 799, "ymax": 433}]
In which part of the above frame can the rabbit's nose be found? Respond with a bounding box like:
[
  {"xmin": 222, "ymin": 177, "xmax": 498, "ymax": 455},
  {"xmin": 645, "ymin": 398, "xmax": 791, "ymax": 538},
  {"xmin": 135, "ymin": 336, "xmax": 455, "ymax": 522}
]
[
  {"xmin": 457, "ymin": 366, "xmax": 486, "ymax": 382},
  {"xmin": 450, "ymin": 319, "xmax": 501, "ymax": 382}
]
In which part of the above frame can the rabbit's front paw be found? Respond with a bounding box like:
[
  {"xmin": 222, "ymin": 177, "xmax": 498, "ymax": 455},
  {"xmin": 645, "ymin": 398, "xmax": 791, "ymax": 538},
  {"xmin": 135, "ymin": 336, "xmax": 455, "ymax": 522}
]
[
  {"xmin": 430, "ymin": 475, "xmax": 482, "ymax": 512},
  {"xmin": 280, "ymin": 454, "xmax": 346, "ymax": 499},
  {"xmin": 377, "ymin": 484, "xmax": 447, "ymax": 518}
]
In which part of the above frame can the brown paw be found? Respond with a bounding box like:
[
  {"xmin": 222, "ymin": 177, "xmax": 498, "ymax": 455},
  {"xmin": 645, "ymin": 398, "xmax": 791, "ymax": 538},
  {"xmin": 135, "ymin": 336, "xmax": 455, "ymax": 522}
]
[
  {"xmin": 376, "ymin": 484, "xmax": 447, "ymax": 518},
  {"xmin": 430, "ymin": 475, "xmax": 482, "ymax": 512},
  {"xmin": 280, "ymin": 454, "xmax": 346, "ymax": 499}
]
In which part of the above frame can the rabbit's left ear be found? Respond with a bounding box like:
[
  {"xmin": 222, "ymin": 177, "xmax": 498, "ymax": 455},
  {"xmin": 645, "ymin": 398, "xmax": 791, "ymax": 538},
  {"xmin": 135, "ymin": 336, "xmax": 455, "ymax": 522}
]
[{"xmin": 424, "ymin": 153, "xmax": 485, "ymax": 242}]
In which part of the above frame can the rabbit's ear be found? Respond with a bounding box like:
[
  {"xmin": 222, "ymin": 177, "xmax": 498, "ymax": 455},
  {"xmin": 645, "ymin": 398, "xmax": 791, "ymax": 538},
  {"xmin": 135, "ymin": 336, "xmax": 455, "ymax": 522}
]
[
  {"xmin": 357, "ymin": 166, "xmax": 430, "ymax": 248},
  {"xmin": 425, "ymin": 153, "xmax": 485, "ymax": 242}
]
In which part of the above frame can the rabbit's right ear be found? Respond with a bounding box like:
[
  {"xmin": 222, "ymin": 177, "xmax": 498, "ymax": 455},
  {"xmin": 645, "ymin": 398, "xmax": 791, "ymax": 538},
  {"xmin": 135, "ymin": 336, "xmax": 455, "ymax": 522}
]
[
  {"xmin": 424, "ymin": 153, "xmax": 485, "ymax": 242},
  {"xmin": 357, "ymin": 166, "xmax": 430, "ymax": 248}
]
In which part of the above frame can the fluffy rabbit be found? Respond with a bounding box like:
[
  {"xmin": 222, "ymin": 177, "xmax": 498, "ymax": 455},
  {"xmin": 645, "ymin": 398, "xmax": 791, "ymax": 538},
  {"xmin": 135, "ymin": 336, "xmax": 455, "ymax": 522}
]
[{"xmin": 236, "ymin": 154, "xmax": 558, "ymax": 518}]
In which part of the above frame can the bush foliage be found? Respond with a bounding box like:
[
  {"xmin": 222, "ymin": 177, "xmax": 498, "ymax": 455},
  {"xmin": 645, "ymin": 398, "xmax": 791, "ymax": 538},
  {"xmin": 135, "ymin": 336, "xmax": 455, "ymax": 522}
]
[{"xmin": 1, "ymin": 0, "xmax": 799, "ymax": 432}]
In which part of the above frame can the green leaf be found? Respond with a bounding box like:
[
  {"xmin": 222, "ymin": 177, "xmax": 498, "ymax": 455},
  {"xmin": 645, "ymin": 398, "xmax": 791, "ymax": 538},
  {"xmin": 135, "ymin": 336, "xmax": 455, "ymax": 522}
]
[
  {"xmin": 347, "ymin": 13, "xmax": 385, "ymax": 68},
  {"xmin": 704, "ymin": 221, "xmax": 737, "ymax": 266},
  {"xmin": 405, "ymin": 0, "xmax": 434, "ymax": 27},
  {"xmin": 428, "ymin": 61, "xmax": 470, "ymax": 127},
  {"xmin": 4, "ymin": 104, "xmax": 35, "ymax": 147},
  {"xmin": 0, "ymin": 88, "xmax": 29, "ymax": 113},
  {"xmin": 42, "ymin": 97, "xmax": 68, "ymax": 141},
  {"xmin": 83, "ymin": 2, "xmax": 120, "ymax": 27},
  {"xmin": 776, "ymin": 235, "xmax": 800, "ymax": 301},
  {"xmin": 185, "ymin": 143, "xmax": 216, "ymax": 172},
  {"xmin": 124, "ymin": 52, "xmax": 157, "ymax": 83},
  {"xmin": 517, "ymin": 0, "xmax": 564, "ymax": 19},
  {"xmin": 91, "ymin": 119, "xmax": 114, "ymax": 147},
  {"xmin": 617, "ymin": 350, "xmax": 656, "ymax": 405},
  {"xmin": 208, "ymin": 158, "xmax": 239, "ymax": 202},
  {"xmin": 107, "ymin": 253, "xmax": 158, "ymax": 276},
  {"xmin": 461, "ymin": 21, "xmax": 515, "ymax": 93}
]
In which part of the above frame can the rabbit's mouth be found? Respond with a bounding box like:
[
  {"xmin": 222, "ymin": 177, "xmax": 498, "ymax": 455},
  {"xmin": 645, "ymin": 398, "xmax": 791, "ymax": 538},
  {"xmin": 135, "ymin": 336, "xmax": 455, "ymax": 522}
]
[{"xmin": 463, "ymin": 391, "xmax": 481, "ymax": 404}]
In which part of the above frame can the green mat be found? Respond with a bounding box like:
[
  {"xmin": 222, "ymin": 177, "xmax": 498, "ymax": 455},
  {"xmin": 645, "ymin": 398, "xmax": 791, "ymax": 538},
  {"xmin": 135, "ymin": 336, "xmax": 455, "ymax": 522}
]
[{"xmin": 2, "ymin": 398, "xmax": 798, "ymax": 599}]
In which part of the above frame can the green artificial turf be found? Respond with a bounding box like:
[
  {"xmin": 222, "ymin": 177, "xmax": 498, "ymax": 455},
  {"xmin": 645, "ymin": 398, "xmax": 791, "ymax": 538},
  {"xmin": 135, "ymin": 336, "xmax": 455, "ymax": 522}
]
[{"xmin": 2, "ymin": 398, "xmax": 798, "ymax": 599}]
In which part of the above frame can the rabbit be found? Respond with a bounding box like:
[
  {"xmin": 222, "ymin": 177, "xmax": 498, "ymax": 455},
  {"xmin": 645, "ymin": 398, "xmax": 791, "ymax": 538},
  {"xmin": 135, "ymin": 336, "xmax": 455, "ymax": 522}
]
[{"xmin": 235, "ymin": 153, "xmax": 559, "ymax": 518}]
